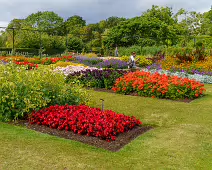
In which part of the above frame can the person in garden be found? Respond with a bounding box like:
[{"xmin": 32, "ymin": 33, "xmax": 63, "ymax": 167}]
[
  {"xmin": 115, "ymin": 46, "xmax": 119, "ymax": 57},
  {"xmin": 128, "ymin": 52, "xmax": 136, "ymax": 69}
]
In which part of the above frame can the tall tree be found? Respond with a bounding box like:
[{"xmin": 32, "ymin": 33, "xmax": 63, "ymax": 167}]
[
  {"xmin": 202, "ymin": 8, "xmax": 212, "ymax": 35},
  {"xmin": 0, "ymin": 34, "xmax": 6, "ymax": 47},
  {"xmin": 104, "ymin": 6, "xmax": 178, "ymax": 47},
  {"xmin": 7, "ymin": 19, "xmax": 25, "ymax": 30},
  {"xmin": 105, "ymin": 16, "xmax": 126, "ymax": 28},
  {"xmin": 78, "ymin": 25, "xmax": 93, "ymax": 43},
  {"xmin": 25, "ymin": 11, "xmax": 64, "ymax": 34},
  {"xmin": 65, "ymin": 15, "xmax": 86, "ymax": 34}
]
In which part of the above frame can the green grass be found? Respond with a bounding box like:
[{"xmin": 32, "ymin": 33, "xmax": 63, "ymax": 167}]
[{"xmin": 1, "ymin": 85, "xmax": 212, "ymax": 170}]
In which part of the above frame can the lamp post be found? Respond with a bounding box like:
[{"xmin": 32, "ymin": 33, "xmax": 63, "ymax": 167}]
[
  {"xmin": 12, "ymin": 27, "xmax": 15, "ymax": 54},
  {"xmin": 39, "ymin": 30, "xmax": 42, "ymax": 58}
]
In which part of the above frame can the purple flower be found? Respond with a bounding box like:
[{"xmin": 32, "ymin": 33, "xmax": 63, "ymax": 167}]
[
  {"xmin": 146, "ymin": 64, "xmax": 162, "ymax": 70},
  {"xmin": 1, "ymin": 60, "xmax": 8, "ymax": 65},
  {"xmin": 74, "ymin": 56, "xmax": 103, "ymax": 66},
  {"xmin": 95, "ymin": 59, "xmax": 128, "ymax": 69}
]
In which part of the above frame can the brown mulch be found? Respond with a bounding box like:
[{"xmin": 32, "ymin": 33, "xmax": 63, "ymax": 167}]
[
  {"xmin": 10, "ymin": 120, "xmax": 153, "ymax": 152},
  {"xmin": 87, "ymin": 88, "xmax": 196, "ymax": 103}
]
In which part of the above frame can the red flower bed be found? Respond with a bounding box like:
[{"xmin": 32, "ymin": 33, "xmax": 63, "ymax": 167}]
[
  {"xmin": 41, "ymin": 56, "xmax": 74, "ymax": 65},
  {"xmin": 62, "ymin": 56, "xmax": 74, "ymax": 60},
  {"xmin": 15, "ymin": 61, "xmax": 38, "ymax": 69},
  {"xmin": 29, "ymin": 105, "xmax": 142, "ymax": 141},
  {"xmin": 112, "ymin": 71, "xmax": 206, "ymax": 100},
  {"xmin": 41, "ymin": 57, "xmax": 61, "ymax": 64}
]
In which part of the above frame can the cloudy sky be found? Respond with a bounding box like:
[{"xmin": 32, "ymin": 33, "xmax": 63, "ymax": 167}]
[{"xmin": 0, "ymin": 0, "xmax": 211, "ymax": 27}]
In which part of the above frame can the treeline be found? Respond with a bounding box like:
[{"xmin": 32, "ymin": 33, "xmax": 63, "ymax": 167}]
[{"xmin": 0, "ymin": 5, "xmax": 212, "ymax": 56}]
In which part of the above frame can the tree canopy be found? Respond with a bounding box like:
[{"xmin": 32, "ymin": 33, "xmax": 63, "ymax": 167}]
[{"xmin": 1, "ymin": 5, "xmax": 212, "ymax": 54}]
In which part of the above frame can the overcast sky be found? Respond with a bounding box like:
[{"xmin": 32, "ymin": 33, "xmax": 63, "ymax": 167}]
[{"xmin": 0, "ymin": 0, "xmax": 211, "ymax": 27}]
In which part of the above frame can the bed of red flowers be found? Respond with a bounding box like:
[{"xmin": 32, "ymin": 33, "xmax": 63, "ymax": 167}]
[
  {"xmin": 15, "ymin": 61, "xmax": 38, "ymax": 70},
  {"xmin": 29, "ymin": 105, "xmax": 142, "ymax": 142},
  {"xmin": 112, "ymin": 71, "xmax": 206, "ymax": 100},
  {"xmin": 41, "ymin": 56, "xmax": 74, "ymax": 65},
  {"xmin": 0, "ymin": 55, "xmax": 74, "ymax": 65}
]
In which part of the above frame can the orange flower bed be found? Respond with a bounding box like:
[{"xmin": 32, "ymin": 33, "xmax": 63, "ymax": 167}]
[
  {"xmin": 162, "ymin": 56, "xmax": 212, "ymax": 73},
  {"xmin": 0, "ymin": 55, "xmax": 74, "ymax": 65},
  {"xmin": 112, "ymin": 71, "xmax": 205, "ymax": 100}
]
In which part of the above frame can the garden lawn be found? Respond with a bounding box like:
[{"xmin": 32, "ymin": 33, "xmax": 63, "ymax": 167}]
[{"xmin": 0, "ymin": 85, "xmax": 212, "ymax": 170}]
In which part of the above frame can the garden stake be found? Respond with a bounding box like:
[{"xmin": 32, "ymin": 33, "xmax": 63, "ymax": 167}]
[{"xmin": 100, "ymin": 99, "xmax": 104, "ymax": 111}]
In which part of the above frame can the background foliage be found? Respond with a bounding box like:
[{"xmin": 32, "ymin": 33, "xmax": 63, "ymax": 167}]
[
  {"xmin": 0, "ymin": 6, "xmax": 212, "ymax": 56},
  {"xmin": 0, "ymin": 63, "xmax": 89, "ymax": 121}
]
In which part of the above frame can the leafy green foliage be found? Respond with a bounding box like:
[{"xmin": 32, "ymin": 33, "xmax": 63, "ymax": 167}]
[
  {"xmin": 163, "ymin": 46, "xmax": 209, "ymax": 62},
  {"xmin": 118, "ymin": 45, "xmax": 165, "ymax": 56},
  {"xmin": 25, "ymin": 11, "xmax": 64, "ymax": 34},
  {"xmin": 1, "ymin": 6, "xmax": 212, "ymax": 56},
  {"xmin": 137, "ymin": 56, "xmax": 153, "ymax": 67},
  {"xmin": 0, "ymin": 34, "xmax": 6, "ymax": 47},
  {"xmin": 0, "ymin": 63, "xmax": 89, "ymax": 121},
  {"xmin": 67, "ymin": 37, "xmax": 84, "ymax": 52},
  {"xmin": 103, "ymin": 6, "xmax": 179, "ymax": 47},
  {"xmin": 65, "ymin": 15, "xmax": 86, "ymax": 34}
]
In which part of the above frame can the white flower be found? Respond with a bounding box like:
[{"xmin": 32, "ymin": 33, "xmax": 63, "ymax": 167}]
[
  {"xmin": 53, "ymin": 65, "xmax": 99, "ymax": 76},
  {"xmin": 141, "ymin": 68, "xmax": 212, "ymax": 84}
]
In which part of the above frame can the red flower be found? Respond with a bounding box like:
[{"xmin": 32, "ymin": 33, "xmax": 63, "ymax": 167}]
[
  {"xmin": 112, "ymin": 71, "xmax": 205, "ymax": 100},
  {"xmin": 29, "ymin": 105, "xmax": 142, "ymax": 142}
]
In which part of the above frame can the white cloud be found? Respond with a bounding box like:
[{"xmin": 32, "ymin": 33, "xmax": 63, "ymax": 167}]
[
  {"xmin": 0, "ymin": 21, "xmax": 9, "ymax": 27},
  {"xmin": 0, "ymin": 0, "xmax": 211, "ymax": 26}
]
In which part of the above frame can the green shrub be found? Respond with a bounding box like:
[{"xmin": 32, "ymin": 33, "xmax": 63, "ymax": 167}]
[
  {"xmin": 0, "ymin": 47, "xmax": 12, "ymax": 52},
  {"xmin": 15, "ymin": 48, "xmax": 39, "ymax": 55},
  {"xmin": 136, "ymin": 56, "xmax": 153, "ymax": 67},
  {"xmin": 120, "ymin": 55, "xmax": 153, "ymax": 67},
  {"xmin": 120, "ymin": 56, "xmax": 129, "ymax": 62},
  {"xmin": 0, "ymin": 63, "xmax": 90, "ymax": 121},
  {"xmin": 162, "ymin": 46, "xmax": 209, "ymax": 62},
  {"xmin": 81, "ymin": 53, "xmax": 98, "ymax": 58},
  {"xmin": 118, "ymin": 45, "xmax": 165, "ymax": 56}
]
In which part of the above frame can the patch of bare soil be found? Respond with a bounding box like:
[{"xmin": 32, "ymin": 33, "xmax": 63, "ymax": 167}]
[{"xmin": 11, "ymin": 120, "xmax": 153, "ymax": 152}]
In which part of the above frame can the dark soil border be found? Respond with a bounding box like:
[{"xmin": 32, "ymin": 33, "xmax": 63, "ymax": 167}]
[
  {"xmin": 87, "ymin": 87, "xmax": 205, "ymax": 103},
  {"xmin": 10, "ymin": 120, "xmax": 153, "ymax": 152}
]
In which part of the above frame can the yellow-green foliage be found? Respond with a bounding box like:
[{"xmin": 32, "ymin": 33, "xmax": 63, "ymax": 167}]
[
  {"xmin": 54, "ymin": 61, "xmax": 86, "ymax": 67},
  {"xmin": 120, "ymin": 55, "xmax": 153, "ymax": 67},
  {"xmin": 136, "ymin": 56, "xmax": 153, "ymax": 67},
  {"xmin": 68, "ymin": 62, "xmax": 86, "ymax": 67},
  {"xmin": 0, "ymin": 63, "xmax": 90, "ymax": 121},
  {"xmin": 55, "ymin": 61, "xmax": 72, "ymax": 67},
  {"xmin": 82, "ymin": 53, "xmax": 98, "ymax": 58},
  {"xmin": 120, "ymin": 56, "xmax": 130, "ymax": 62}
]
